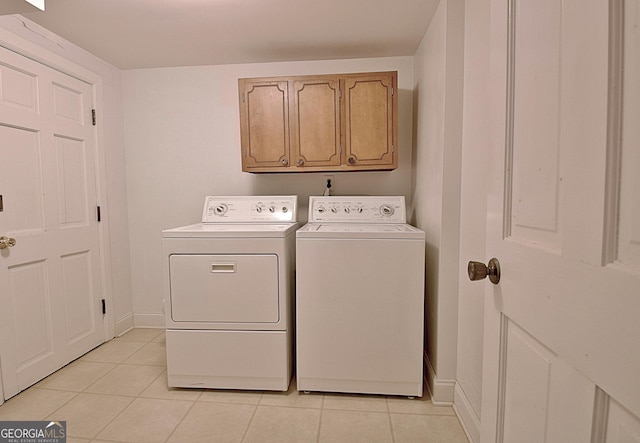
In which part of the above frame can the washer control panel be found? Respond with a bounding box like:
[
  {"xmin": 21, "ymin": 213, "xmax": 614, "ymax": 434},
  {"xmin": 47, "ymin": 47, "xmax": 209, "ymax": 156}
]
[
  {"xmin": 202, "ymin": 196, "xmax": 297, "ymax": 223},
  {"xmin": 308, "ymin": 196, "xmax": 406, "ymax": 223}
]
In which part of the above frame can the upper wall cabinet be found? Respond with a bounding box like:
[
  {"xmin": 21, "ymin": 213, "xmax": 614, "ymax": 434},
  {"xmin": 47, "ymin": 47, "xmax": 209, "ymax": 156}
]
[{"xmin": 238, "ymin": 71, "xmax": 398, "ymax": 173}]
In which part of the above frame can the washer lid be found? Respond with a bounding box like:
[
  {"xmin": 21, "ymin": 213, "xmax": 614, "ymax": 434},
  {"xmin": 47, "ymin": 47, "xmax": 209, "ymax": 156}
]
[
  {"xmin": 296, "ymin": 222, "xmax": 424, "ymax": 239},
  {"xmin": 163, "ymin": 222, "xmax": 300, "ymax": 238}
]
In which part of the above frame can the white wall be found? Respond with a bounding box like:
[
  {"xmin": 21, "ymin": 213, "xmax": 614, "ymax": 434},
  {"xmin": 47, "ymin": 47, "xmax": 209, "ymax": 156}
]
[
  {"xmin": 122, "ymin": 57, "xmax": 415, "ymax": 326},
  {"xmin": 411, "ymin": 0, "xmax": 464, "ymax": 405},
  {"xmin": 0, "ymin": 15, "xmax": 133, "ymax": 336}
]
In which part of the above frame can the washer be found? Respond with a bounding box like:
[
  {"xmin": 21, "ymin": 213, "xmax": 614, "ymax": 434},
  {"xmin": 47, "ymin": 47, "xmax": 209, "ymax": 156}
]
[
  {"xmin": 296, "ymin": 196, "xmax": 425, "ymax": 397},
  {"xmin": 163, "ymin": 196, "xmax": 299, "ymax": 391}
]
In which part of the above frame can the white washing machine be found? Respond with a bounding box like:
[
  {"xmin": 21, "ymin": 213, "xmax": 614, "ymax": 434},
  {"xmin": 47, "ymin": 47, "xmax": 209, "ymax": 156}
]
[
  {"xmin": 296, "ymin": 196, "xmax": 425, "ymax": 397},
  {"xmin": 163, "ymin": 196, "xmax": 299, "ymax": 391}
]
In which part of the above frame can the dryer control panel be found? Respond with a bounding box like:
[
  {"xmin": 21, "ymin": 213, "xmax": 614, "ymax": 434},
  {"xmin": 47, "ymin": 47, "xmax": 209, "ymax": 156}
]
[
  {"xmin": 308, "ymin": 196, "xmax": 406, "ymax": 223},
  {"xmin": 202, "ymin": 195, "xmax": 297, "ymax": 223}
]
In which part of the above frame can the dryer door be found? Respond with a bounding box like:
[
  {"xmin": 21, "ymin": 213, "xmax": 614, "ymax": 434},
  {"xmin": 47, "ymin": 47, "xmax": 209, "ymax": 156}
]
[{"xmin": 169, "ymin": 254, "xmax": 279, "ymax": 324}]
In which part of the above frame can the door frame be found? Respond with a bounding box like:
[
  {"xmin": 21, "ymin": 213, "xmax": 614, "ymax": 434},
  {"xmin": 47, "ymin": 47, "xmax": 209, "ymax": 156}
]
[{"xmin": 0, "ymin": 22, "xmax": 115, "ymax": 393}]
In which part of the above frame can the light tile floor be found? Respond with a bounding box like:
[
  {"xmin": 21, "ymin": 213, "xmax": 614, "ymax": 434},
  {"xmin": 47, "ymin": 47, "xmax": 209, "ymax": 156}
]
[{"xmin": 0, "ymin": 329, "xmax": 469, "ymax": 443}]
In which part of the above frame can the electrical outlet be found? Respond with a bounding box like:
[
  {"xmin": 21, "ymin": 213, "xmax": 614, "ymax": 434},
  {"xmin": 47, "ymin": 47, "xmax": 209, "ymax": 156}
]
[{"xmin": 323, "ymin": 175, "xmax": 335, "ymax": 188}]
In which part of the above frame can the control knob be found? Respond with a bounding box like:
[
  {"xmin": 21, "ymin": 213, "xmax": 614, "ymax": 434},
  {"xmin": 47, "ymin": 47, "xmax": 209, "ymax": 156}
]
[
  {"xmin": 214, "ymin": 204, "xmax": 228, "ymax": 216},
  {"xmin": 380, "ymin": 204, "xmax": 394, "ymax": 216}
]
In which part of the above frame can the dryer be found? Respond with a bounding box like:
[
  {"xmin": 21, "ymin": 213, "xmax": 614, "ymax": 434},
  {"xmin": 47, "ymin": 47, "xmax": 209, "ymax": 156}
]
[
  {"xmin": 296, "ymin": 196, "xmax": 425, "ymax": 397},
  {"xmin": 163, "ymin": 196, "xmax": 298, "ymax": 391}
]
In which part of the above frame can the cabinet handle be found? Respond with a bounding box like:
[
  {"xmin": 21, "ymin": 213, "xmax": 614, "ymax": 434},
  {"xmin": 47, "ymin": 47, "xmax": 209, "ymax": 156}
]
[
  {"xmin": 281, "ymin": 158, "xmax": 289, "ymax": 165},
  {"xmin": 297, "ymin": 158, "xmax": 304, "ymax": 166},
  {"xmin": 210, "ymin": 263, "xmax": 237, "ymax": 273},
  {"xmin": 348, "ymin": 156, "xmax": 356, "ymax": 165}
]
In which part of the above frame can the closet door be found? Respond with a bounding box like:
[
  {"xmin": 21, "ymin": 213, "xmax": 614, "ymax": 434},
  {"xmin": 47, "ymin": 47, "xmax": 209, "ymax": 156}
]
[
  {"xmin": 0, "ymin": 46, "xmax": 105, "ymax": 399},
  {"xmin": 479, "ymin": 1, "xmax": 640, "ymax": 441}
]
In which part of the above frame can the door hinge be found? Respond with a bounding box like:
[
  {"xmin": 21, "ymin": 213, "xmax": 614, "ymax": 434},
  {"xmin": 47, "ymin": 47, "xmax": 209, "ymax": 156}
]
[
  {"xmin": 391, "ymin": 87, "xmax": 395, "ymax": 96},
  {"xmin": 92, "ymin": 109, "xmax": 97, "ymax": 126},
  {"xmin": 242, "ymin": 93, "xmax": 245, "ymax": 103},
  {"xmin": 338, "ymin": 89, "xmax": 342, "ymax": 99},
  {"xmin": 96, "ymin": 206, "xmax": 101, "ymax": 222},
  {"xmin": 101, "ymin": 299, "xmax": 106, "ymax": 315}
]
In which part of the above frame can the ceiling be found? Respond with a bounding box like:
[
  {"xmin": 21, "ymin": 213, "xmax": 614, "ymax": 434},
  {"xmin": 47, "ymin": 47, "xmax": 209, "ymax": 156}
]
[{"xmin": 20, "ymin": 0, "xmax": 439, "ymax": 70}]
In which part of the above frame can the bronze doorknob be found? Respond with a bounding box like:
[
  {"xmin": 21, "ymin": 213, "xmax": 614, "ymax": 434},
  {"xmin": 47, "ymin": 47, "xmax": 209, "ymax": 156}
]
[
  {"xmin": 0, "ymin": 236, "xmax": 16, "ymax": 250},
  {"xmin": 468, "ymin": 258, "xmax": 500, "ymax": 284}
]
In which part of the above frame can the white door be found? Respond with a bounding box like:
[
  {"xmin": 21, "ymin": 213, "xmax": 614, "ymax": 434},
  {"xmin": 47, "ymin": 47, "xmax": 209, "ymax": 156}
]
[
  {"xmin": 0, "ymin": 46, "xmax": 105, "ymax": 399},
  {"xmin": 479, "ymin": 0, "xmax": 640, "ymax": 442}
]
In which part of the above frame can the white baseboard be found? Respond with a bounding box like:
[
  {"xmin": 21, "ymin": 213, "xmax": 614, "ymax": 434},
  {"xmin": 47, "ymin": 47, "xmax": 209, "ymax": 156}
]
[
  {"xmin": 454, "ymin": 382, "xmax": 481, "ymax": 443},
  {"xmin": 114, "ymin": 313, "xmax": 135, "ymax": 337},
  {"xmin": 424, "ymin": 353, "xmax": 455, "ymax": 405},
  {"xmin": 133, "ymin": 313, "xmax": 165, "ymax": 328}
]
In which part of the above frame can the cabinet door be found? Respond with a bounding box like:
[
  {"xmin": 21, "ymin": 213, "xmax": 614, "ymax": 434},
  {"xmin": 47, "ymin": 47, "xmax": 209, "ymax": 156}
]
[
  {"xmin": 342, "ymin": 72, "xmax": 397, "ymax": 169},
  {"xmin": 239, "ymin": 80, "xmax": 290, "ymax": 171},
  {"xmin": 290, "ymin": 78, "xmax": 342, "ymax": 168}
]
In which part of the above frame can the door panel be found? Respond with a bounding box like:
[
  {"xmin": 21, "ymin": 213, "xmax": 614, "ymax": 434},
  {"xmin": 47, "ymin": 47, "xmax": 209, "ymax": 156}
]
[
  {"xmin": 501, "ymin": 319, "xmax": 593, "ymax": 443},
  {"xmin": 0, "ymin": 125, "xmax": 44, "ymax": 235},
  {"xmin": 61, "ymin": 251, "xmax": 97, "ymax": 343},
  {"xmin": 343, "ymin": 73, "xmax": 396, "ymax": 167},
  {"xmin": 481, "ymin": 0, "xmax": 640, "ymax": 441},
  {"xmin": 618, "ymin": 0, "xmax": 640, "ymax": 267},
  {"xmin": 510, "ymin": 0, "xmax": 562, "ymax": 249},
  {"xmin": 9, "ymin": 260, "xmax": 53, "ymax": 369},
  {"xmin": 291, "ymin": 78, "xmax": 341, "ymax": 167},
  {"xmin": 239, "ymin": 80, "xmax": 290, "ymax": 170},
  {"xmin": 0, "ymin": 46, "xmax": 104, "ymax": 399},
  {"xmin": 52, "ymin": 81, "xmax": 85, "ymax": 123},
  {"xmin": 55, "ymin": 136, "xmax": 89, "ymax": 227},
  {"xmin": 169, "ymin": 254, "xmax": 279, "ymax": 323},
  {"xmin": 607, "ymin": 400, "xmax": 640, "ymax": 443},
  {"xmin": 0, "ymin": 60, "xmax": 38, "ymax": 112}
]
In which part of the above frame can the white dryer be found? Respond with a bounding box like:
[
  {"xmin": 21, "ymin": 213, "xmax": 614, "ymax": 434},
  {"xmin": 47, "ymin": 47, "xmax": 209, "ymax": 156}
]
[
  {"xmin": 296, "ymin": 196, "xmax": 425, "ymax": 397},
  {"xmin": 163, "ymin": 196, "xmax": 299, "ymax": 391}
]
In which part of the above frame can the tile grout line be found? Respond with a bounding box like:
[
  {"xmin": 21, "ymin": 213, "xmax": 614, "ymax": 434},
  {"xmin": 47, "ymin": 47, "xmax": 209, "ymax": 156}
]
[
  {"xmin": 161, "ymin": 396, "xmax": 198, "ymax": 443},
  {"xmin": 316, "ymin": 404, "xmax": 325, "ymax": 443},
  {"xmin": 84, "ymin": 336, "xmax": 156, "ymax": 441},
  {"xmin": 40, "ymin": 336, "xmax": 157, "ymax": 440},
  {"xmin": 239, "ymin": 402, "xmax": 260, "ymax": 443},
  {"xmin": 385, "ymin": 396, "xmax": 397, "ymax": 443}
]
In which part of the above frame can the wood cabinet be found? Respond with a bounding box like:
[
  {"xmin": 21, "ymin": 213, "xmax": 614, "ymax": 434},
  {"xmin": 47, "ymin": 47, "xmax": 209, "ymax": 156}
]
[{"xmin": 239, "ymin": 71, "xmax": 397, "ymax": 173}]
